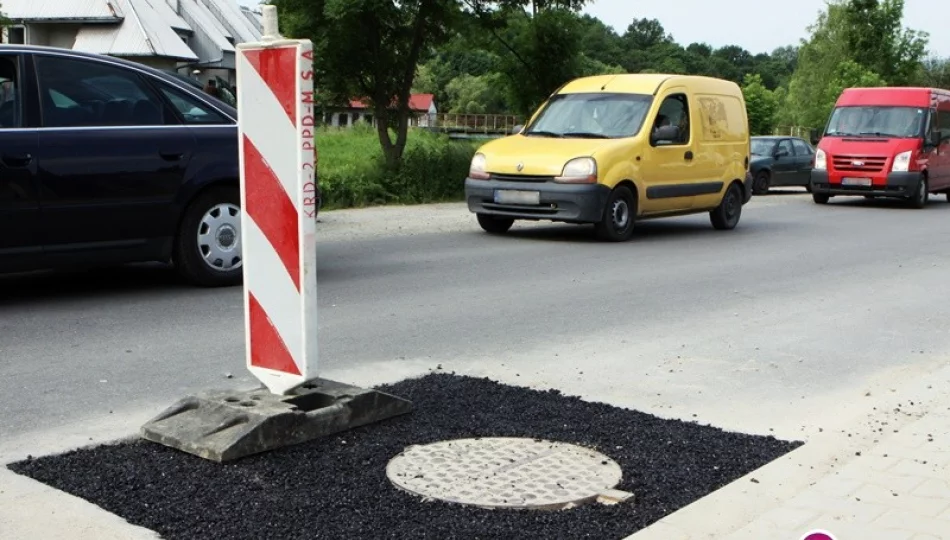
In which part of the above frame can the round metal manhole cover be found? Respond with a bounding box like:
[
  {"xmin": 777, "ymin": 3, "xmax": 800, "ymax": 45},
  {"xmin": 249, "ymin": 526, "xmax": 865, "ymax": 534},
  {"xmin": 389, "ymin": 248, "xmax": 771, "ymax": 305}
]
[{"xmin": 385, "ymin": 437, "xmax": 623, "ymax": 510}]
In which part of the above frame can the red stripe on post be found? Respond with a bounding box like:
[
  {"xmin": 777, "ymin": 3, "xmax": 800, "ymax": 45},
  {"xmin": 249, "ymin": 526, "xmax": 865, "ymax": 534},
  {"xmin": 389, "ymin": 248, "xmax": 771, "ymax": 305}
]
[
  {"xmin": 243, "ymin": 134, "xmax": 300, "ymax": 290},
  {"xmin": 242, "ymin": 47, "xmax": 298, "ymax": 126},
  {"xmin": 248, "ymin": 292, "xmax": 302, "ymax": 375}
]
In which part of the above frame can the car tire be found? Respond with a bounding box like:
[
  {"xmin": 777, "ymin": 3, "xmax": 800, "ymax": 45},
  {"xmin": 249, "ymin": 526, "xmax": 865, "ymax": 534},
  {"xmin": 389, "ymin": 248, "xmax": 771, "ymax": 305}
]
[
  {"xmin": 477, "ymin": 214, "xmax": 514, "ymax": 234},
  {"xmin": 595, "ymin": 185, "xmax": 636, "ymax": 241},
  {"xmin": 710, "ymin": 182, "xmax": 743, "ymax": 230},
  {"xmin": 752, "ymin": 171, "xmax": 770, "ymax": 195},
  {"xmin": 909, "ymin": 175, "xmax": 928, "ymax": 209},
  {"xmin": 813, "ymin": 193, "xmax": 830, "ymax": 204},
  {"xmin": 174, "ymin": 186, "xmax": 244, "ymax": 287}
]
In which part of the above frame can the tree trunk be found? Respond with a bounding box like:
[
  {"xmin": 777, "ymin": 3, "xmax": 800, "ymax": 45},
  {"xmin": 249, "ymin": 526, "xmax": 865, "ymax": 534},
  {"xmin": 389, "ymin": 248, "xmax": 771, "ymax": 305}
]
[{"xmin": 374, "ymin": 106, "xmax": 406, "ymax": 170}]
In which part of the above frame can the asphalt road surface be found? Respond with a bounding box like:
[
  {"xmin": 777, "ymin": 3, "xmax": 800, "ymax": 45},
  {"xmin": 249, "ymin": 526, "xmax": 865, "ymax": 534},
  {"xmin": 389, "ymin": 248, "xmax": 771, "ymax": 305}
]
[{"xmin": 4, "ymin": 191, "xmax": 950, "ymax": 448}]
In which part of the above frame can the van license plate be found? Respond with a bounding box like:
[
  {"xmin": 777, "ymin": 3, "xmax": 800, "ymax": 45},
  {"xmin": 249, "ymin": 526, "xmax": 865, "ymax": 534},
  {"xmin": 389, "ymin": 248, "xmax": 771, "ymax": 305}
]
[
  {"xmin": 842, "ymin": 177, "xmax": 872, "ymax": 186},
  {"xmin": 495, "ymin": 189, "xmax": 540, "ymax": 205}
]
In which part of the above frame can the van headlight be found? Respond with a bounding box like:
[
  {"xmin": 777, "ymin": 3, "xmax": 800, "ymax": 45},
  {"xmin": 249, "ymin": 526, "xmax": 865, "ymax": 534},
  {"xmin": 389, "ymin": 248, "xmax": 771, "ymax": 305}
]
[
  {"xmin": 814, "ymin": 149, "xmax": 827, "ymax": 170},
  {"xmin": 555, "ymin": 157, "xmax": 597, "ymax": 183},
  {"xmin": 469, "ymin": 153, "xmax": 489, "ymax": 180},
  {"xmin": 891, "ymin": 150, "xmax": 912, "ymax": 172}
]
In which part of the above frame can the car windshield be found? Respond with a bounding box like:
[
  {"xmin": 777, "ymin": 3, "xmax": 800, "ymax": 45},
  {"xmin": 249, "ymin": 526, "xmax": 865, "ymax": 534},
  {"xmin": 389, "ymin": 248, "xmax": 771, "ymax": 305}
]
[
  {"xmin": 524, "ymin": 92, "xmax": 653, "ymax": 139},
  {"xmin": 751, "ymin": 139, "xmax": 774, "ymax": 156},
  {"xmin": 825, "ymin": 106, "xmax": 928, "ymax": 138}
]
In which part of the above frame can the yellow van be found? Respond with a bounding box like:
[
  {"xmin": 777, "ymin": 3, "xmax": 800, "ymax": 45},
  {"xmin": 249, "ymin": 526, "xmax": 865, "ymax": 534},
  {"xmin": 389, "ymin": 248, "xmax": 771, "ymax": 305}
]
[{"xmin": 464, "ymin": 74, "xmax": 753, "ymax": 241}]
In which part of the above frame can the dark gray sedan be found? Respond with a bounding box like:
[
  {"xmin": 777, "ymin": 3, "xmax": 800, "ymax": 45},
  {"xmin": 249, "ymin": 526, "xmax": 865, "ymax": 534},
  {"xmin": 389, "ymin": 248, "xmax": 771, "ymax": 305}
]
[{"xmin": 749, "ymin": 136, "xmax": 816, "ymax": 194}]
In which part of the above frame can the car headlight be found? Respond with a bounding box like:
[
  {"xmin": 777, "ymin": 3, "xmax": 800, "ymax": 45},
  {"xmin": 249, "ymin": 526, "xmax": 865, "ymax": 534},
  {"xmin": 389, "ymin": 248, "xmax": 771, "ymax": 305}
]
[
  {"xmin": 814, "ymin": 148, "xmax": 827, "ymax": 170},
  {"xmin": 469, "ymin": 153, "xmax": 489, "ymax": 180},
  {"xmin": 554, "ymin": 157, "xmax": 597, "ymax": 183},
  {"xmin": 891, "ymin": 150, "xmax": 912, "ymax": 172}
]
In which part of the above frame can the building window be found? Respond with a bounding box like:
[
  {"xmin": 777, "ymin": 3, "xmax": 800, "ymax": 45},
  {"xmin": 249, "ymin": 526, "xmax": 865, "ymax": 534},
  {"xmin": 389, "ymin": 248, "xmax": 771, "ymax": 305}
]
[{"xmin": 7, "ymin": 27, "xmax": 26, "ymax": 44}]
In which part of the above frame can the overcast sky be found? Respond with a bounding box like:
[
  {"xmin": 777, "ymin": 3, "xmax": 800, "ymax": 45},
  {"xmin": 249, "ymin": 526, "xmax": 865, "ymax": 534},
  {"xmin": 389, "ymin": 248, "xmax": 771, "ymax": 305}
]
[
  {"xmin": 584, "ymin": 0, "xmax": 948, "ymax": 57},
  {"xmin": 239, "ymin": 0, "xmax": 949, "ymax": 58}
]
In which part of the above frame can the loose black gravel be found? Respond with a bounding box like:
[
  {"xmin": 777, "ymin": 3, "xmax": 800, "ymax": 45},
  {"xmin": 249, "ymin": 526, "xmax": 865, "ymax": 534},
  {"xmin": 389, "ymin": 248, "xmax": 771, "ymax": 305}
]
[{"xmin": 8, "ymin": 373, "xmax": 802, "ymax": 539}]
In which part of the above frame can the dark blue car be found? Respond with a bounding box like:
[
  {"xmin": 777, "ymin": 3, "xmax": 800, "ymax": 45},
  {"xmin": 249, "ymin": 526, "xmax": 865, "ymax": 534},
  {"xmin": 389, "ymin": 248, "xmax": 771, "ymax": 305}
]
[
  {"xmin": 749, "ymin": 136, "xmax": 816, "ymax": 195},
  {"xmin": 0, "ymin": 44, "xmax": 279, "ymax": 287}
]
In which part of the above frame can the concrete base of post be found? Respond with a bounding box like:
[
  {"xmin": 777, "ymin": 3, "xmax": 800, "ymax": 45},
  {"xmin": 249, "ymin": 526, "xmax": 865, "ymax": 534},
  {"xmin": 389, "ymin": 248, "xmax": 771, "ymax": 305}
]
[{"xmin": 139, "ymin": 379, "xmax": 412, "ymax": 462}]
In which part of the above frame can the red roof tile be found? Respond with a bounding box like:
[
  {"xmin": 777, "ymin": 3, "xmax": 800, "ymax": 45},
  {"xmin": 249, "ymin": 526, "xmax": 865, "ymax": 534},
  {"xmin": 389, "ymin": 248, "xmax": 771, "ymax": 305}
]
[{"xmin": 347, "ymin": 94, "xmax": 434, "ymax": 112}]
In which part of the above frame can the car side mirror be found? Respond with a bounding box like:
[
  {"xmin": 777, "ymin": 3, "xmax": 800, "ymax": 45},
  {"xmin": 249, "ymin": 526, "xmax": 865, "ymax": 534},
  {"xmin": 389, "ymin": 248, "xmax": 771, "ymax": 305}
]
[
  {"xmin": 511, "ymin": 124, "xmax": 524, "ymax": 135},
  {"xmin": 651, "ymin": 125, "xmax": 680, "ymax": 144},
  {"xmin": 775, "ymin": 149, "xmax": 790, "ymax": 158}
]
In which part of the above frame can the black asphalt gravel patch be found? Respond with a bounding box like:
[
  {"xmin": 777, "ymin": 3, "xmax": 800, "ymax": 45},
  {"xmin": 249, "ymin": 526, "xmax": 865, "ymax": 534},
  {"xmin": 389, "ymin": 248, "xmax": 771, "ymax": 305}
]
[{"xmin": 8, "ymin": 373, "xmax": 802, "ymax": 539}]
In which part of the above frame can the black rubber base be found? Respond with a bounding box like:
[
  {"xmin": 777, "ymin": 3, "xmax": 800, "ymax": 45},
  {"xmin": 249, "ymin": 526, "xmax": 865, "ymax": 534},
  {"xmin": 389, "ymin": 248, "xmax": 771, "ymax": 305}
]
[{"xmin": 8, "ymin": 373, "xmax": 802, "ymax": 539}]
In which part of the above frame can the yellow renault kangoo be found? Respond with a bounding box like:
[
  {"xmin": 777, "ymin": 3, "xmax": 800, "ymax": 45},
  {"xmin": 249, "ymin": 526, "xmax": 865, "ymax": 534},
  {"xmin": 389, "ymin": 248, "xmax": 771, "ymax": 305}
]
[{"xmin": 464, "ymin": 74, "xmax": 753, "ymax": 241}]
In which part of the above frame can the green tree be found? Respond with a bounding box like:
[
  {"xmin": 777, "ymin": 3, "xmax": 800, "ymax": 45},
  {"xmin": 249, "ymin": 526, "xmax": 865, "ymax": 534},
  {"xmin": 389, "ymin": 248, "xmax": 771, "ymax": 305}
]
[
  {"xmin": 741, "ymin": 73, "xmax": 778, "ymax": 135},
  {"xmin": 465, "ymin": 1, "xmax": 591, "ymax": 115},
  {"xmin": 271, "ymin": 0, "xmax": 460, "ymax": 169},
  {"xmin": 784, "ymin": 0, "xmax": 925, "ymax": 129},
  {"xmin": 841, "ymin": 0, "xmax": 928, "ymax": 84},
  {"xmin": 822, "ymin": 59, "xmax": 887, "ymax": 109},
  {"xmin": 916, "ymin": 56, "xmax": 950, "ymax": 88},
  {"xmin": 444, "ymin": 72, "xmax": 509, "ymax": 113}
]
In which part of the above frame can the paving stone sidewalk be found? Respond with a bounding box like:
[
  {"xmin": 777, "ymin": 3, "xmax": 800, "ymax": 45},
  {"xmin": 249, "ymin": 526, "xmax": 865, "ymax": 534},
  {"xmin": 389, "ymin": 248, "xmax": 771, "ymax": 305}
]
[
  {"xmin": 629, "ymin": 362, "xmax": 950, "ymax": 540},
  {"xmin": 727, "ymin": 407, "xmax": 950, "ymax": 540}
]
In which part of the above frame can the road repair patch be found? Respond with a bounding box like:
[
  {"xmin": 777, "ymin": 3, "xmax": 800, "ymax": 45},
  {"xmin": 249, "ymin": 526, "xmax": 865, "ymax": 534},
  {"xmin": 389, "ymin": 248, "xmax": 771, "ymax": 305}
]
[{"xmin": 7, "ymin": 373, "xmax": 801, "ymax": 539}]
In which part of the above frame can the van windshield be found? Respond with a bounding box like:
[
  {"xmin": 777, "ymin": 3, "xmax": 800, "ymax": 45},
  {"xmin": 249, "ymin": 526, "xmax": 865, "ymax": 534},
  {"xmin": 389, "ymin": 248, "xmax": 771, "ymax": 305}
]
[
  {"xmin": 825, "ymin": 106, "xmax": 928, "ymax": 138},
  {"xmin": 524, "ymin": 92, "xmax": 653, "ymax": 139}
]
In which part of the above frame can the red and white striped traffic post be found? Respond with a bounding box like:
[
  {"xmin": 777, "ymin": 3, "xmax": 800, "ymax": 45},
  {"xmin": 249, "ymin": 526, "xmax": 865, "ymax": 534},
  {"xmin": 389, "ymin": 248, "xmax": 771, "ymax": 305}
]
[
  {"xmin": 237, "ymin": 6, "xmax": 318, "ymax": 395},
  {"xmin": 140, "ymin": 7, "xmax": 410, "ymax": 462}
]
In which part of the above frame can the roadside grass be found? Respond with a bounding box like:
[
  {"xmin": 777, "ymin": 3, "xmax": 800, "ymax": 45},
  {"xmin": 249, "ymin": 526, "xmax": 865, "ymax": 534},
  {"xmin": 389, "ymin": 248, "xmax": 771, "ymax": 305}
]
[{"xmin": 317, "ymin": 123, "xmax": 482, "ymax": 210}]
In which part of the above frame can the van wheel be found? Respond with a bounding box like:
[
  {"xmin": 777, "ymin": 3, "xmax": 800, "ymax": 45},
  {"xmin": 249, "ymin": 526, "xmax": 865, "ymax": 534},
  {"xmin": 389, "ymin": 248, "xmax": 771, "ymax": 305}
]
[
  {"xmin": 908, "ymin": 175, "xmax": 928, "ymax": 209},
  {"xmin": 752, "ymin": 171, "xmax": 770, "ymax": 195},
  {"xmin": 477, "ymin": 214, "xmax": 514, "ymax": 234},
  {"xmin": 813, "ymin": 193, "xmax": 830, "ymax": 204},
  {"xmin": 595, "ymin": 185, "xmax": 636, "ymax": 241},
  {"xmin": 710, "ymin": 182, "xmax": 743, "ymax": 230},
  {"xmin": 173, "ymin": 186, "xmax": 243, "ymax": 287}
]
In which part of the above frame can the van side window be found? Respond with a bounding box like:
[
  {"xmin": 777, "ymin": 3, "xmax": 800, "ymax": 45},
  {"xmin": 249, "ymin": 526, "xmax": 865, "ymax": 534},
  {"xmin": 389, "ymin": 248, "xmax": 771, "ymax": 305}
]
[
  {"xmin": 653, "ymin": 93, "xmax": 690, "ymax": 145},
  {"xmin": 938, "ymin": 108, "xmax": 950, "ymax": 143},
  {"xmin": 0, "ymin": 56, "xmax": 21, "ymax": 129}
]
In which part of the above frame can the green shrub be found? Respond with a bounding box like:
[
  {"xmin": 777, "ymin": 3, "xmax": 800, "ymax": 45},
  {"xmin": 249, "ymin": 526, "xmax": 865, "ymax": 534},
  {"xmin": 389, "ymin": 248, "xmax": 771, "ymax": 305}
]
[{"xmin": 315, "ymin": 123, "xmax": 481, "ymax": 210}]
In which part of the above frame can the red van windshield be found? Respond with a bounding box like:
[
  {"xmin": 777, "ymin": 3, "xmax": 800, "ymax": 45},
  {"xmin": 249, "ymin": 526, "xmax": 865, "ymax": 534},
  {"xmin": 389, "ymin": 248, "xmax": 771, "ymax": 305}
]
[{"xmin": 825, "ymin": 105, "xmax": 928, "ymax": 138}]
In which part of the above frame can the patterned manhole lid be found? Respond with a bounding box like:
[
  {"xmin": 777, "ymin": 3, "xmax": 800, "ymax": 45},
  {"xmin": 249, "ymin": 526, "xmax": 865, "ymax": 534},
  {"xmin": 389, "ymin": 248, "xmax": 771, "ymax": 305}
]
[{"xmin": 385, "ymin": 437, "xmax": 623, "ymax": 510}]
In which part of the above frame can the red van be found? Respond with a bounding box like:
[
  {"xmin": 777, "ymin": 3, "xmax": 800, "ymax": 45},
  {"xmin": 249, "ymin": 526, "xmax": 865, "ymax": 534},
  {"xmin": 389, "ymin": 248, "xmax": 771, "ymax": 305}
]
[{"xmin": 809, "ymin": 87, "xmax": 950, "ymax": 208}]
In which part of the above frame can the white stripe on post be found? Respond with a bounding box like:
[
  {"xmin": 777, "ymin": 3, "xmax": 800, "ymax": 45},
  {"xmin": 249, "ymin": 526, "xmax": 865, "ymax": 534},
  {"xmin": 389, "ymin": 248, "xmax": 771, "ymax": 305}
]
[{"xmin": 235, "ymin": 50, "xmax": 299, "ymax": 201}]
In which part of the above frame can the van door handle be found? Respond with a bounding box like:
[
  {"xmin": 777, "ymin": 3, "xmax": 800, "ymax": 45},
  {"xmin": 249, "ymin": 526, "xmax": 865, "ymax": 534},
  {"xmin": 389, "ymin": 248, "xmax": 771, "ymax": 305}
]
[
  {"xmin": 684, "ymin": 151, "xmax": 693, "ymax": 161},
  {"xmin": 1, "ymin": 152, "xmax": 32, "ymax": 167}
]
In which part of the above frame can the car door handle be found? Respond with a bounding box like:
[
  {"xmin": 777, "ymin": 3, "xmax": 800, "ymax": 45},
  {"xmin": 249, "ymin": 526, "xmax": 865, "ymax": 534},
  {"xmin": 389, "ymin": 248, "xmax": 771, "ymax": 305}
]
[
  {"xmin": 159, "ymin": 151, "xmax": 185, "ymax": 161},
  {"xmin": 684, "ymin": 151, "xmax": 693, "ymax": 161},
  {"xmin": 1, "ymin": 153, "xmax": 32, "ymax": 167}
]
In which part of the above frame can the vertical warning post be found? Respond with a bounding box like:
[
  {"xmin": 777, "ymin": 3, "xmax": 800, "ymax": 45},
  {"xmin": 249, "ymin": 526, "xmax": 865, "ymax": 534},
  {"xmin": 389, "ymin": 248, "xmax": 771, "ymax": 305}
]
[{"xmin": 236, "ymin": 6, "xmax": 317, "ymax": 395}]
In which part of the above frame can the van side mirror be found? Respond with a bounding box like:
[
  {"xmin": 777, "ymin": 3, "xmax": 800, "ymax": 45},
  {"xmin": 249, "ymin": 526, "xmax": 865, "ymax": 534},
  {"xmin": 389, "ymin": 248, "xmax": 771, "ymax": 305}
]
[
  {"xmin": 929, "ymin": 131, "xmax": 942, "ymax": 147},
  {"xmin": 651, "ymin": 125, "xmax": 680, "ymax": 144},
  {"xmin": 511, "ymin": 124, "xmax": 524, "ymax": 135}
]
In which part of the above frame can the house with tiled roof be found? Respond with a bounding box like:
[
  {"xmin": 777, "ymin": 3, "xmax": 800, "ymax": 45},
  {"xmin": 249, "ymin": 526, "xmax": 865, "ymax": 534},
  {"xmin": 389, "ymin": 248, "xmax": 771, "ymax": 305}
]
[
  {"xmin": 325, "ymin": 93, "xmax": 438, "ymax": 129},
  {"xmin": 0, "ymin": 0, "xmax": 263, "ymax": 88}
]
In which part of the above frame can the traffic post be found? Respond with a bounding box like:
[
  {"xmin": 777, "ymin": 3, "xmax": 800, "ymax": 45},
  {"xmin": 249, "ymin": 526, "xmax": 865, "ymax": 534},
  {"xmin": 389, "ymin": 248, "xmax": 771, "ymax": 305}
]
[{"xmin": 140, "ymin": 6, "xmax": 411, "ymax": 462}]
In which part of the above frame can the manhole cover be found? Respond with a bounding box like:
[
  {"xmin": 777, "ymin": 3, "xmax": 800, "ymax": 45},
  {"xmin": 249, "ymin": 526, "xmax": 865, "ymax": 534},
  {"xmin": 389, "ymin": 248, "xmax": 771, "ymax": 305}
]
[{"xmin": 385, "ymin": 437, "xmax": 623, "ymax": 510}]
